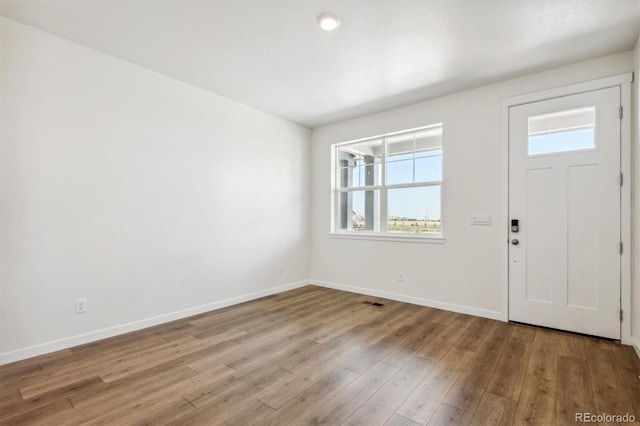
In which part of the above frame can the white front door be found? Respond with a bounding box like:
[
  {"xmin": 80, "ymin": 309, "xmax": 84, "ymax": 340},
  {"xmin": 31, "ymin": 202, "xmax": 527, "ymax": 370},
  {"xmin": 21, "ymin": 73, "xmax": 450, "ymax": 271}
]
[{"xmin": 508, "ymin": 87, "xmax": 621, "ymax": 339}]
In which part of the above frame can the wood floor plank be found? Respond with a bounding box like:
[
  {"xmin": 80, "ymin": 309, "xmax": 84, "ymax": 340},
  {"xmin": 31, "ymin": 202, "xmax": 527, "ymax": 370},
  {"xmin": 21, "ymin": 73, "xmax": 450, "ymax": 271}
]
[
  {"xmin": 555, "ymin": 355, "xmax": 595, "ymax": 425},
  {"xmin": 343, "ymin": 356, "xmax": 436, "ymax": 426},
  {"xmin": 364, "ymin": 301, "xmax": 422, "ymax": 329},
  {"xmin": 284, "ymin": 291, "xmax": 362, "ymax": 323},
  {"xmin": 383, "ymin": 320, "xmax": 446, "ymax": 369},
  {"xmin": 255, "ymin": 368, "xmax": 360, "ymax": 426},
  {"xmin": 300, "ymin": 361, "xmax": 398, "ymax": 425},
  {"xmin": 611, "ymin": 344, "xmax": 640, "ymax": 398},
  {"xmin": 225, "ymin": 333, "xmax": 319, "ymax": 372},
  {"xmin": 71, "ymin": 364, "xmax": 238, "ymax": 425},
  {"xmin": 70, "ymin": 334, "xmax": 168, "ymax": 364},
  {"xmin": 486, "ymin": 336, "xmax": 532, "ymax": 401},
  {"xmin": 307, "ymin": 304, "xmax": 379, "ymax": 343},
  {"xmin": 30, "ymin": 349, "xmax": 76, "ymax": 371},
  {"xmin": 264, "ymin": 288, "xmax": 335, "ymax": 308},
  {"xmin": 430, "ymin": 309, "xmax": 460, "ymax": 326},
  {"xmin": 0, "ymin": 360, "xmax": 42, "ymax": 386},
  {"xmin": 167, "ymin": 397, "xmax": 274, "ymax": 426},
  {"xmin": 2, "ymin": 285, "xmax": 637, "ymax": 425},
  {"xmin": 0, "ymin": 391, "xmax": 24, "ymax": 419},
  {"xmin": 585, "ymin": 339, "xmax": 638, "ymax": 417},
  {"xmin": 456, "ymin": 317, "xmax": 495, "ymax": 352},
  {"xmin": 19, "ymin": 369, "xmax": 103, "ymax": 400},
  {"xmin": 182, "ymin": 342, "xmax": 242, "ymax": 374},
  {"xmin": 280, "ymin": 326, "xmax": 371, "ymax": 375},
  {"xmin": 174, "ymin": 367, "xmax": 294, "ymax": 425},
  {"xmin": 510, "ymin": 324, "xmax": 537, "ymax": 341},
  {"xmin": 69, "ymin": 365, "xmax": 197, "ymax": 411},
  {"xmin": 195, "ymin": 328, "xmax": 248, "ymax": 346},
  {"xmin": 257, "ymin": 365, "xmax": 344, "ymax": 410},
  {"xmin": 130, "ymin": 398, "xmax": 197, "ymax": 426},
  {"xmin": 426, "ymin": 403, "xmax": 474, "ymax": 426},
  {"xmin": 183, "ymin": 364, "xmax": 293, "ymax": 409},
  {"xmin": 192, "ymin": 309, "xmax": 279, "ymax": 339},
  {"xmin": 0, "ymin": 376, "xmax": 104, "ymax": 422},
  {"xmin": 470, "ymin": 392, "xmax": 517, "ymax": 426},
  {"xmin": 443, "ymin": 349, "xmax": 501, "ymax": 412},
  {"xmin": 55, "ymin": 366, "xmax": 233, "ymax": 426},
  {"xmin": 526, "ymin": 330, "xmax": 559, "ymax": 380},
  {"xmin": 385, "ymin": 413, "xmax": 423, "ymax": 425},
  {"xmin": 1, "ymin": 399, "xmax": 74, "ymax": 425},
  {"xmin": 188, "ymin": 301, "xmax": 272, "ymax": 328},
  {"xmin": 397, "ymin": 347, "xmax": 474, "ymax": 424},
  {"xmin": 188, "ymin": 323, "xmax": 300, "ymax": 372},
  {"xmin": 214, "ymin": 399, "xmax": 274, "ymax": 426},
  {"xmin": 513, "ymin": 374, "xmax": 556, "ymax": 425},
  {"xmin": 558, "ymin": 333, "xmax": 587, "ymax": 360},
  {"xmin": 416, "ymin": 318, "xmax": 475, "ymax": 362},
  {"xmin": 472, "ymin": 320, "xmax": 511, "ymax": 361},
  {"xmin": 97, "ymin": 336, "xmax": 210, "ymax": 383},
  {"xmin": 344, "ymin": 323, "xmax": 416, "ymax": 374}
]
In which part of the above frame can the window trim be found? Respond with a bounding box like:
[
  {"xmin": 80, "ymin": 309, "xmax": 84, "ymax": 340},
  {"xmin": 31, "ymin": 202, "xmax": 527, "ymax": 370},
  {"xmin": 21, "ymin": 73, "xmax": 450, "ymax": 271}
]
[{"xmin": 330, "ymin": 124, "xmax": 444, "ymax": 242}]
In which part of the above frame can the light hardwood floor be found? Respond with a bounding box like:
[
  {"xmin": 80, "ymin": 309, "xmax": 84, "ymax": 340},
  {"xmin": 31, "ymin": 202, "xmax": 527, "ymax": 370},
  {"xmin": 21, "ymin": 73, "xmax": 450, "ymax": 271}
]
[{"xmin": 1, "ymin": 285, "xmax": 638, "ymax": 425}]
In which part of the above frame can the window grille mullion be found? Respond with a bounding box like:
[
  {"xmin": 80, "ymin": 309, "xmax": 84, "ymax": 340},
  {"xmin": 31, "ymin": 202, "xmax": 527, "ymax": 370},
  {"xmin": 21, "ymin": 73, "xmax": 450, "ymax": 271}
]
[{"xmin": 380, "ymin": 137, "xmax": 388, "ymax": 233}]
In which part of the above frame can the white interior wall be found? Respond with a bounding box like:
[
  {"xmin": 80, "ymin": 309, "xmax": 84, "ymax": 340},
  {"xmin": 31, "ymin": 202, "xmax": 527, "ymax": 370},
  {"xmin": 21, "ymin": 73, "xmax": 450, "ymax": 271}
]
[
  {"xmin": 310, "ymin": 52, "xmax": 634, "ymax": 324},
  {"xmin": 0, "ymin": 17, "xmax": 311, "ymax": 364}
]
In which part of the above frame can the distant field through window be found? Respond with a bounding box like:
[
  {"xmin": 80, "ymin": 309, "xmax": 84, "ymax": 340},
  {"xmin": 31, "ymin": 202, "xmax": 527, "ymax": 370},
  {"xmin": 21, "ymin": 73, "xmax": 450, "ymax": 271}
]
[{"xmin": 332, "ymin": 125, "xmax": 443, "ymax": 238}]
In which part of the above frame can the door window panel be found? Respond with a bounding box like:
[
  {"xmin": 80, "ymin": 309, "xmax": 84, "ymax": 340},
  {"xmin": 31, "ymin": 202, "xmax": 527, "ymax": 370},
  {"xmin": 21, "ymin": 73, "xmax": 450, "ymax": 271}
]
[{"xmin": 527, "ymin": 107, "xmax": 595, "ymax": 156}]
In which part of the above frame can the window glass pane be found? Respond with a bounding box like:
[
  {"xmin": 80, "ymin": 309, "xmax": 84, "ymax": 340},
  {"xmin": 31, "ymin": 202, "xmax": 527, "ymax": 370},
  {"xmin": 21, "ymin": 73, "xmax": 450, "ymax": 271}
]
[
  {"xmin": 415, "ymin": 150, "xmax": 442, "ymax": 182},
  {"xmin": 415, "ymin": 128, "xmax": 443, "ymax": 157},
  {"xmin": 387, "ymin": 126, "xmax": 442, "ymax": 185},
  {"xmin": 387, "ymin": 135, "xmax": 415, "ymax": 185},
  {"xmin": 386, "ymin": 158, "xmax": 413, "ymax": 185},
  {"xmin": 387, "ymin": 186, "xmax": 441, "ymax": 234},
  {"xmin": 336, "ymin": 140, "xmax": 382, "ymax": 188},
  {"xmin": 528, "ymin": 107, "xmax": 595, "ymax": 155},
  {"xmin": 338, "ymin": 190, "xmax": 380, "ymax": 232}
]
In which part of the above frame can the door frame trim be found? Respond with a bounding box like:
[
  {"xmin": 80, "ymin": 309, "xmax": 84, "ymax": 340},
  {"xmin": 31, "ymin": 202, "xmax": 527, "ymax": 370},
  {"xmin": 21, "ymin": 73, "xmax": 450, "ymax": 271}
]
[{"xmin": 500, "ymin": 72, "xmax": 633, "ymax": 344}]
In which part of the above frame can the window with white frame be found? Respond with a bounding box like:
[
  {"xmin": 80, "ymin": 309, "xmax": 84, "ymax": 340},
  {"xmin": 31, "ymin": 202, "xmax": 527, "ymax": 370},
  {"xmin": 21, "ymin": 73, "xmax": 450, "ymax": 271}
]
[{"xmin": 332, "ymin": 124, "xmax": 443, "ymax": 238}]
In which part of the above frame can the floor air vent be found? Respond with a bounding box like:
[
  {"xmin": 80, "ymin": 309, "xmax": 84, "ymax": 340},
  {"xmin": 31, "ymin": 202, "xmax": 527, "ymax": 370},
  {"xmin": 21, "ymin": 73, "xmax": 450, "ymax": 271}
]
[{"xmin": 362, "ymin": 301, "xmax": 384, "ymax": 307}]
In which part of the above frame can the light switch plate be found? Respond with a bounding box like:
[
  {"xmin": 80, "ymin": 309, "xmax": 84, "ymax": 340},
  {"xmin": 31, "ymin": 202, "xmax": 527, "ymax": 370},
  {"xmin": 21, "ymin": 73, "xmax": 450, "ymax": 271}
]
[{"xmin": 470, "ymin": 215, "xmax": 491, "ymax": 225}]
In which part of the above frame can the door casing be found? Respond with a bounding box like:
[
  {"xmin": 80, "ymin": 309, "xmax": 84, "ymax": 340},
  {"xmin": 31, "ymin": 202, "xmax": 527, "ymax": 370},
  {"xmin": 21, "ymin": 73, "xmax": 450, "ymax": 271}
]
[{"xmin": 500, "ymin": 73, "xmax": 632, "ymax": 343}]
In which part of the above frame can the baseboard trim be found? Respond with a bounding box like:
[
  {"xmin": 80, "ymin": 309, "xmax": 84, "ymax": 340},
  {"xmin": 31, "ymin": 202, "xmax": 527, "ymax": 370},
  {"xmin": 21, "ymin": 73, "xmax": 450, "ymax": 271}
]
[
  {"xmin": 310, "ymin": 279, "xmax": 504, "ymax": 321},
  {"xmin": 0, "ymin": 280, "xmax": 311, "ymax": 366}
]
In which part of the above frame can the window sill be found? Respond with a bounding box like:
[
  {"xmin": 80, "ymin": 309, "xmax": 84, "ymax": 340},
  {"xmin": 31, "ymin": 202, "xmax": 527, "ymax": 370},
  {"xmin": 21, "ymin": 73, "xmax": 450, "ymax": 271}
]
[{"xmin": 329, "ymin": 232, "xmax": 445, "ymax": 244}]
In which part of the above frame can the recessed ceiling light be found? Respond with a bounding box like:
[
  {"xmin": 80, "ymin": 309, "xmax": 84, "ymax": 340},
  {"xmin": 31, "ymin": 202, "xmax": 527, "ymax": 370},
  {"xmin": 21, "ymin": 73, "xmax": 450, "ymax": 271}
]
[{"xmin": 318, "ymin": 13, "xmax": 341, "ymax": 31}]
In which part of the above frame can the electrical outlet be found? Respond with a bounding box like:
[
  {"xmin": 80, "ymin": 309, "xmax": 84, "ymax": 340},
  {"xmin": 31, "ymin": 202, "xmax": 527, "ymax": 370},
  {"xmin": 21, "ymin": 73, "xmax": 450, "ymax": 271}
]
[
  {"xmin": 75, "ymin": 298, "xmax": 87, "ymax": 314},
  {"xmin": 278, "ymin": 266, "xmax": 284, "ymax": 275},
  {"xmin": 397, "ymin": 272, "xmax": 404, "ymax": 282}
]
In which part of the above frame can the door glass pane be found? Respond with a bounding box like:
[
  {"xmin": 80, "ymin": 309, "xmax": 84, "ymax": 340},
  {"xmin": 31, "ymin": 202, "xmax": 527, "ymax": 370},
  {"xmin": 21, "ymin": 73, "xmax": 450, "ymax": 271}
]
[
  {"xmin": 387, "ymin": 186, "xmax": 441, "ymax": 234},
  {"xmin": 528, "ymin": 107, "xmax": 595, "ymax": 156}
]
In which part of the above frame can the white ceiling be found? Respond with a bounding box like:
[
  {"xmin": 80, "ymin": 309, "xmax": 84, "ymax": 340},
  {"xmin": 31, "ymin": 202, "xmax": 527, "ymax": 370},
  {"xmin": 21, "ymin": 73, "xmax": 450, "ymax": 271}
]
[{"xmin": 1, "ymin": 0, "xmax": 639, "ymax": 128}]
